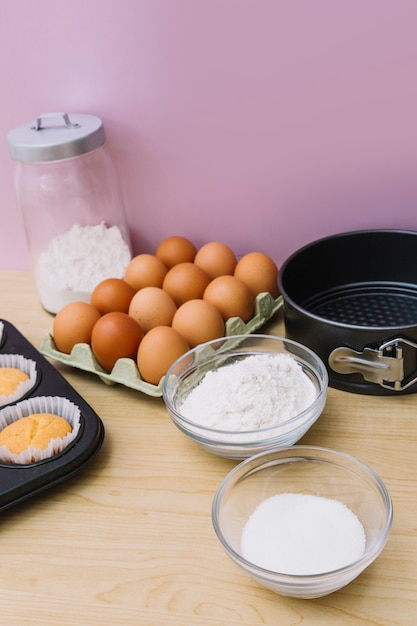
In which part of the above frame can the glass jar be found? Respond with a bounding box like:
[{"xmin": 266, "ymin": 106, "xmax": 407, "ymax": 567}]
[{"xmin": 7, "ymin": 112, "xmax": 132, "ymax": 314}]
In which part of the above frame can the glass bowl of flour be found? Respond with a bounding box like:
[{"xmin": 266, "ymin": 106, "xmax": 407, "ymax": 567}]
[
  {"xmin": 162, "ymin": 334, "xmax": 328, "ymax": 459},
  {"xmin": 212, "ymin": 446, "xmax": 393, "ymax": 598}
]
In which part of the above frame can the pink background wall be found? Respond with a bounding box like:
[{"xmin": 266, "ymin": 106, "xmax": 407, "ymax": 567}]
[{"xmin": 1, "ymin": 0, "xmax": 417, "ymax": 271}]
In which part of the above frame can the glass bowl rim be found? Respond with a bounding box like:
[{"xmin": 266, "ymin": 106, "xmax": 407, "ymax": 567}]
[
  {"xmin": 162, "ymin": 334, "xmax": 329, "ymax": 437},
  {"xmin": 211, "ymin": 444, "xmax": 393, "ymax": 581}
]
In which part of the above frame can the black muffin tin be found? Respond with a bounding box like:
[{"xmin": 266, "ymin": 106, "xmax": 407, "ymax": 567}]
[{"xmin": 0, "ymin": 319, "xmax": 105, "ymax": 511}]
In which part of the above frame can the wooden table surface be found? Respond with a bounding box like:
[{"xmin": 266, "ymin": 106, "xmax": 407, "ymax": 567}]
[{"xmin": 0, "ymin": 270, "xmax": 416, "ymax": 626}]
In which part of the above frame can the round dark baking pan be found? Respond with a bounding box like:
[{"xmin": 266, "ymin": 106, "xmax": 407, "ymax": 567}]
[{"xmin": 278, "ymin": 229, "xmax": 417, "ymax": 395}]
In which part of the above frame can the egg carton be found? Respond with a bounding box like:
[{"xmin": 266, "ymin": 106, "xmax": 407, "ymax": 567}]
[{"xmin": 40, "ymin": 293, "xmax": 283, "ymax": 398}]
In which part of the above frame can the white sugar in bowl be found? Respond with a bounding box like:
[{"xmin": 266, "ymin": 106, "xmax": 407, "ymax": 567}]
[{"xmin": 212, "ymin": 446, "xmax": 393, "ymax": 598}]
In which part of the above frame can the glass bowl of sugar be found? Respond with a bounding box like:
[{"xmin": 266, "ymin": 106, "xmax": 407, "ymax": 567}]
[
  {"xmin": 212, "ymin": 445, "xmax": 393, "ymax": 598},
  {"xmin": 162, "ymin": 334, "xmax": 328, "ymax": 459}
]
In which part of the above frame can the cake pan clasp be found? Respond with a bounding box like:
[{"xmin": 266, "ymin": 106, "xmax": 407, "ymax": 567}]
[{"xmin": 329, "ymin": 337, "xmax": 417, "ymax": 392}]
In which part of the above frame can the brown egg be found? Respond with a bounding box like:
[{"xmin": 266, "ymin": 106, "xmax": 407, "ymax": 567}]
[
  {"xmin": 91, "ymin": 312, "xmax": 144, "ymax": 372},
  {"xmin": 162, "ymin": 262, "xmax": 211, "ymax": 306},
  {"xmin": 137, "ymin": 326, "xmax": 190, "ymax": 385},
  {"xmin": 194, "ymin": 241, "xmax": 237, "ymax": 279},
  {"xmin": 172, "ymin": 299, "xmax": 225, "ymax": 347},
  {"xmin": 53, "ymin": 302, "xmax": 101, "ymax": 354},
  {"xmin": 155, "ymin": 235, "xmax": 197, "ymax": 268},
  {"xmin": 234, "ymin": 251, "xmax": 279, "ymax": 298},
  {"xmin": 90, "ymin": 278, "xmax": 136, "ymax": 314},
  {"xmin": 203, "ymin": 275, "xmax": 254, "ymax": 322},
  {"xmin": 128, "ymin": 286, "xmax": 177, "ymax": 333},
  {"xmin": 124, "ymin": 254, "xmax": 168, "ymax": 290}
]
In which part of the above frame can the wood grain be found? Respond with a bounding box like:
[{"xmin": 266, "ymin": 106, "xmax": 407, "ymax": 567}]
[{"xmin": 0, "ymin": 270, "xmax": 416, "ymax": 625}]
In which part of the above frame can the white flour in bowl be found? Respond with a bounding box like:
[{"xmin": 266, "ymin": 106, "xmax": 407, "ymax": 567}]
[{"xmin": 178, "ymin": 353, "xmax": 317, "ymax": 431}]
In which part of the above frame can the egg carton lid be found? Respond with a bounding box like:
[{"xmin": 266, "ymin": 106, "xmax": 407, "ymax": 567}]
[{"xmin": 40, "ymin": 293, "xmax": 283, "ymax": 397}]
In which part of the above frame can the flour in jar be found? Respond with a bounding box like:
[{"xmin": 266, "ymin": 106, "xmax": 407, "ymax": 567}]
[
  {"xmin": 178, "ymin": 353, "xmax": 317, "ymax": 431},
  {"xmin": 35, "ymin": 222, "xmax": 131, "ymax": 313}
]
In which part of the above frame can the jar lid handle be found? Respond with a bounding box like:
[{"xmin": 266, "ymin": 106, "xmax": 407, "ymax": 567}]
[{"xmin": 32, "ymin": 112, "xmax": 81, "ymax": 131}]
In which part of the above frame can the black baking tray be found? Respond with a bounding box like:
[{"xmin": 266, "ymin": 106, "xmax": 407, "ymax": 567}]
[
  {"xmin": 278, "ymin": 229, "xmax": 417, "ymax": 395},
  {"xmin": 0, "ymin": 319, "xmax": 105, "ymax": 511}
]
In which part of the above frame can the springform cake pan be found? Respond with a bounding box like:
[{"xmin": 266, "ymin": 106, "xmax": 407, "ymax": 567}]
[{"xmin": 278, "ymin": 229, "xmax": 417, "ymax": 395}]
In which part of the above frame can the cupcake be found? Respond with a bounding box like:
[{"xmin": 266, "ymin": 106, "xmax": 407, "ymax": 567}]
[
  {"xmin": 0, "ymin": 354, "xmax": 38, "ymax": 407},
  {"xmin": 0, "ymin": 395, "xmax": 81, "ymax": 464}
]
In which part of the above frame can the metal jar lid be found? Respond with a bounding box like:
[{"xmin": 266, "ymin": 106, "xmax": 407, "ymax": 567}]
[{"xmin": 6, "ymin": 112, "xmax": 106, "ymax": 162}]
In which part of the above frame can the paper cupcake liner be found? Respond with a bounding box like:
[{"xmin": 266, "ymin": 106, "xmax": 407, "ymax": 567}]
[
  {"xmin": 0, "ymin": 354, "xmax": 38, "ymax": 407},
  {"xmin": 0, "ymin": 395, "xmax": 81, "ymax": 465}
]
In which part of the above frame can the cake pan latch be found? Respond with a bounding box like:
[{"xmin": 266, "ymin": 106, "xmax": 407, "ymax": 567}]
[{"xmin": 329, "ymin": 337, "xmax": 417, "ymax": 391}]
